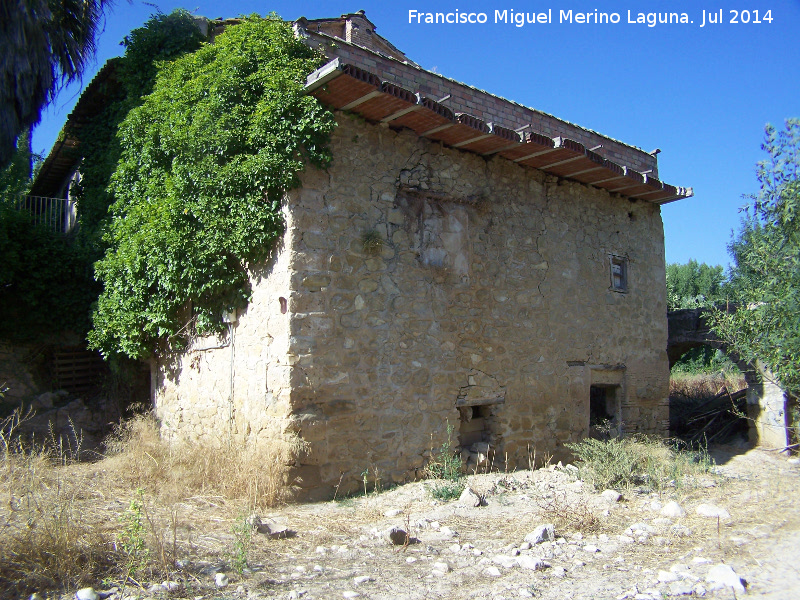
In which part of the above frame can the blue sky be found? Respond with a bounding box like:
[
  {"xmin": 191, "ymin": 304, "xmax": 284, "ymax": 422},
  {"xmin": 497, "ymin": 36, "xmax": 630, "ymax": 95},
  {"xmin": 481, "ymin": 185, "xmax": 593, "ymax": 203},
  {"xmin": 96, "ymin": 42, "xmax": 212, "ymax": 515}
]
[{"xmin": 31, "ymin": 0, "xmax": 800, "ymax": 269}]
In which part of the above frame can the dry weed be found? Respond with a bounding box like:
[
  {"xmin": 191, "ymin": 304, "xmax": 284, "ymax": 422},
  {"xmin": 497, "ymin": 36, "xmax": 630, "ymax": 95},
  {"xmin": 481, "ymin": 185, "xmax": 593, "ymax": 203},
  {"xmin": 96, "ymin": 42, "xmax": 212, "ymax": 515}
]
[
  {"xmin": 0, "ymin": 411, "xmax": 303, "ymax": 595},
  {"xmin": 0, "ymin": 409, "xmax": 114, "ymax": 596},
  {"xmin": 535, "ymin": 490, "xmax": 601, "ymax": 534},
  {"xmin": 104, "ymin": 415, "xmax": 297, "ymax": 508}
]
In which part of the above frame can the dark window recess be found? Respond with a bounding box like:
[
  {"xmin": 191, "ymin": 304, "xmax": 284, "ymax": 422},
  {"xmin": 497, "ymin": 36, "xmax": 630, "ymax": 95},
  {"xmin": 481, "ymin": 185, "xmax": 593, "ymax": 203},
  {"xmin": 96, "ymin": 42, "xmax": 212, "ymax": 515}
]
[
  {"xmin": 458, "ymin": 404, "xmax": 493, "ymax": 447},
  {"xmin": 610, "ymin": 255, "xmax": 628, "ymax": 292}
]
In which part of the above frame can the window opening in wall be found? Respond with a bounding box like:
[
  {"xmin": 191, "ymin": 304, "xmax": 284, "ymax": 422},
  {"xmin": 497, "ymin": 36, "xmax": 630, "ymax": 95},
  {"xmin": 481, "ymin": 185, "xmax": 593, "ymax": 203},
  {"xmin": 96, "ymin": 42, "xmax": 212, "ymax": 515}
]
[
  {"xmin": 590, "ymin": 384, "xmax": 620, "ymax": 439},
  {"xmin": 458, "ymin": 404, "xmax": 498, "ymax": 473},
  {"xmin": 609, "ymin": 255, "xmax": 628, "ymax": 292}
]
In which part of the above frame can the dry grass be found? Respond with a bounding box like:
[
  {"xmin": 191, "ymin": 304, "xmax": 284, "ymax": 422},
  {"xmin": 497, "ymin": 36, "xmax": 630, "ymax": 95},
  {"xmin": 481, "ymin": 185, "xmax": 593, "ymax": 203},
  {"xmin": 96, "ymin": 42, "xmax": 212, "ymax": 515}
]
[
  {"xmin": 0, "ymin": 412, "xmax": 297, "ymax": 596},
  {"xmin": 670, "ymin": 370, "xmax": 746, "ymax": 401},
  {"xmin": 0, "ymin": 410, "xmax": 114, "ymax": 595},
  {"xmin": 535, "ymin": 489, "xmax": 601, "ymax": 534},
  {"xmin": 104, "ymin": 415, "xmax": 298, "ymax": 507}
]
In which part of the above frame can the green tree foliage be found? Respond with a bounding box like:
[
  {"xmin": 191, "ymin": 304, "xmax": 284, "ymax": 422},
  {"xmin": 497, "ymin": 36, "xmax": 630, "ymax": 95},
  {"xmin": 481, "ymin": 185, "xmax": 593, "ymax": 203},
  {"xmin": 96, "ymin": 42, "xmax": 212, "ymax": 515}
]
[
  {"xmin": 0, "ymin": 130, "xmax": 91, "ymax": 340},
  {"xmin": 0, "ymin": 11, "xmax": 204, "ymax": 345},
  {"xmin": 666, "ymin": 259, "xmax": 727, "ymax": 310},
  {"xmin": 0, "ymin": 0, "xmax": 115, "ymax": 168},
  {"xmin": 0, "ymin": 136, "xmax": 97, "ymax": 341},
  {"xmin": 89, "ymin": 15, "xmax": 335, "ymax": 359},
  {"xmin": 711, "ymin": 119, "xmax": 800, "ymax": 396},
  {"xmin": 0, "ymin": 131, "xmax": 38, "ymax": 199},
  {"xmin": 0, "ymin": 209, "xmax": 98, "ymax": 341}
]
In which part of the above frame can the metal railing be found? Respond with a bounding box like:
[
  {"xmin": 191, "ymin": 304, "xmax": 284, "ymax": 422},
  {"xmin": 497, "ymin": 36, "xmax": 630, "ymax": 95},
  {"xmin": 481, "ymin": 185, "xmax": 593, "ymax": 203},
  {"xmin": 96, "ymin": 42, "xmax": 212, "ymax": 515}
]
[{"xmin": 9, "ymin": 195, "xmax": 77, "ymax": 234}]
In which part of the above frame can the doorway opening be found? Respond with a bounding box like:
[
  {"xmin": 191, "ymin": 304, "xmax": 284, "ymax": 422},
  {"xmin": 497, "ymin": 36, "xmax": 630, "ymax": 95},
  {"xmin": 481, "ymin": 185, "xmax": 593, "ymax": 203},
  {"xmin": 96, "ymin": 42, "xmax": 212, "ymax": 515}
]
[{"xmin": 590, "ymin": 384, "xmax": 620, "ymax": 439}]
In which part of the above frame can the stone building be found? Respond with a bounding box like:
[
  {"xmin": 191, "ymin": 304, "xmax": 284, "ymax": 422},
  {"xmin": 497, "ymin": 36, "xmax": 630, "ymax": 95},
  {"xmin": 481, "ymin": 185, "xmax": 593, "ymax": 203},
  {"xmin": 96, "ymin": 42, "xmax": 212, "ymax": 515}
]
[{"xmin": 151, "ymin": 11, "xmax": 693, "ymax": 499}]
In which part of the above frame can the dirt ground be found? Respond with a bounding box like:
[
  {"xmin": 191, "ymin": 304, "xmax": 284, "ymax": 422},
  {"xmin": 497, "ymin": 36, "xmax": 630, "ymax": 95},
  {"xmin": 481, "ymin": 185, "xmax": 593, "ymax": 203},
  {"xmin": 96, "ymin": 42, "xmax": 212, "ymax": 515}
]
[{"xmin": 53, "ymin": 444, "xmax": 800, "ymax": 600}]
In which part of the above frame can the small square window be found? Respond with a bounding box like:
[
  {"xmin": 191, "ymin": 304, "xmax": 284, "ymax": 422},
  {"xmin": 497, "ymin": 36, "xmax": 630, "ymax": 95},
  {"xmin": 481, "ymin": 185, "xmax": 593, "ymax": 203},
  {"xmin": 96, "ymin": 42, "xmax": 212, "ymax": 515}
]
[{"xmin": 609, "ymin": 255, "xmax": 628, "ymax": 292}]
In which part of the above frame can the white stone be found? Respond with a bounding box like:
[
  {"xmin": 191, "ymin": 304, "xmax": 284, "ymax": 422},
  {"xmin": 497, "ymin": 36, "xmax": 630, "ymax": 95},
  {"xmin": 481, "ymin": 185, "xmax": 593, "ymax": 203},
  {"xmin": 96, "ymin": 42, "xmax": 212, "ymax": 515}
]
[
  {"xmin": 406, "ymin": 557, "xmax": 417, "ymax": 563},
  {"xmin": 492, "ymin": 555, "xmax": 518, "ymax": 569},
  {"xmin": 485, "ymin": 566, "xmax": 502, "ymax": 577},
  {"xmin": 458, "ymin": 487, "xmax": 482, "ymax": 507},
  {"xmin": 432, "ymin": 561, "xmax": 451, "ymax": 573},
  {"xmin": 695, "ymin": 504, "xmax": 730, "ymax": 519},
  {"xmin": 551, "ymin": 566, "xmax": 566, "ymax": 578},
  {"xmin": 661, "ymin": 501, "xmax": 685, "ymax": 518},
  {"xmin": 353, "ymin": 575, "xmax": 373, "ymax": 585},
  {"xmin": 670, "ymin": 563, "xmax": 690, "ymax": 574},
  {"xmin": 616, "ymin": 587, "xmax": 637, "ymax": 600},
  {"xmin": 693, "ymin": 583, "xmax": 707, "ymax": 596},
  {"xmin": 706, "ymin": 564, "xmax": 745, "ymax": 594},
  {"xmin": 601, "ymin": 489, "xmax": 622, "ymax": 503},
  {"xmin": 75, "ymin": 589, "xmax": 99, "ymax": 600},
  {"xmin": 657, "ymin": 570, "xmax": 679, "ymax": 583},
  {"xmin": 383, "ymin": 509, "xmax": 402, "ymax": 517},
  {"xmin": 692, "ymin": 556, "xmax": 711, "ymax": 564},
  {"xmin": 583, "ymin": 545, "xmax": 600, "ymax": 553},
  {"xmin": 162, "ymin": 581, "xmax": 180, "ymax": 590},
  {"xmin": 516, "ymin": 556, "xmax": 550, "ymax": 571},
  {"xmin": 626, "ymin": 522, "xmax": 656, "ymax": 535},
  {"xmin": 524, "ymin": 523, "xmax": 555, "ymax": 544},
  {"xmin": 668, "ymin": 582, "xmax": 694, "ymax": 596},
  {"xmin": 671, "ymin": 524, "xmax": 693, "ymax": 537},
  {"xmin": 343, "ymin": 592, "xmax": 359, "ymax": 599},
  {"xmin": 214, "ymin": 573, "xmax": 229, "ymax": 588},
  {"xmin": 618, "ymin": 535, "xmax": 635, "ymax": 544}
]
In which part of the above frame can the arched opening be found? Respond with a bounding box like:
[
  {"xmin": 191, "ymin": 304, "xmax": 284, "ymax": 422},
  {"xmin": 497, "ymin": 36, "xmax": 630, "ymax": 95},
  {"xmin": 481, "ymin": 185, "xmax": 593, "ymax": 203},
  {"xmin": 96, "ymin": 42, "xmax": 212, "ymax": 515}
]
[{"xmin": 667, "ymin": 308, "xmax": 753, "ymax": 447}]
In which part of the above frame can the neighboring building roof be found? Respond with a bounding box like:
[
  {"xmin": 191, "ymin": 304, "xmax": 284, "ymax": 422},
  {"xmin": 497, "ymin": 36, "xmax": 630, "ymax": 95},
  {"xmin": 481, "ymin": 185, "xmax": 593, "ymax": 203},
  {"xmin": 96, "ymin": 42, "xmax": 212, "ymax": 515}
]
[
  {"xmin": 296, "ymin": 10, "xmax": 415, "ymax": 65},
  {"xmin": 301, "ymin": 12, "xmax": 691, "ymax": 205},
  {"xmin": 30, "ymin": 59, "xmax": 122, "ymax": 198}
]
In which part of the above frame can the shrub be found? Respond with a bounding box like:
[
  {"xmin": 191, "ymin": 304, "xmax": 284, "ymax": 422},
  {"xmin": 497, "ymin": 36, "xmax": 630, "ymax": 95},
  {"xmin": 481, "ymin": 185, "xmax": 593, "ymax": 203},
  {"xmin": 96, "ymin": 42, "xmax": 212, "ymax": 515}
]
[
  {"xmin": 425, "ymin": 422, "xmax": 465, "ymax": 501},
  {"xmin": 566, "ymin": 435, "xmax": 715, "ymax": 492}
]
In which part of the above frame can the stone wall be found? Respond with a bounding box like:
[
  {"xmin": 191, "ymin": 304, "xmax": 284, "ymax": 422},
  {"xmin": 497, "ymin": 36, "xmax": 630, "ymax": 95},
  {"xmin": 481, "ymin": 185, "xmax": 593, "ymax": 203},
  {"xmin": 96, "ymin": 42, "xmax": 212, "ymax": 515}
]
[
  {"xmin": 154, "ymin": 114, "xmax": 670, "ymax": 499},
  {"xmin": 154, "ymin": 231, "xmax": 296, "ymax": 452}
]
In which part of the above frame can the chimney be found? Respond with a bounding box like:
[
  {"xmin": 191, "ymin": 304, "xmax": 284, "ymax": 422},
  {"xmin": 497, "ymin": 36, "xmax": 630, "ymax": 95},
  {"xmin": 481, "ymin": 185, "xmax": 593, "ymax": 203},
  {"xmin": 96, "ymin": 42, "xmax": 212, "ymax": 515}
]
[{"xmin": 344, "ymin": 10, "xmax": 375, "ymax": 50}]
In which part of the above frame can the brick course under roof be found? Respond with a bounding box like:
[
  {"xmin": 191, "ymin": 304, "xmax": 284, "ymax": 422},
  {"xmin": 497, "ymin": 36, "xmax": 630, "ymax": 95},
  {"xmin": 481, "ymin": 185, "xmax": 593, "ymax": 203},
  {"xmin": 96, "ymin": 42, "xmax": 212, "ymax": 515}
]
[{"xmin": 299, "ymin": 13, "xmax": 692, "ymax": 205}]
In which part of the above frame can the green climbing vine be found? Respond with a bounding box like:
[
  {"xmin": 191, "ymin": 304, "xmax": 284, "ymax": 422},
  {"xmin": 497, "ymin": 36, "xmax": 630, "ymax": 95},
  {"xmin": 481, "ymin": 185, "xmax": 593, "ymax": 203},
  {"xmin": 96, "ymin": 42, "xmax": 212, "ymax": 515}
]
[
  {"xmin": 0, "ymin": 11, "xmax": 206, "ymax": 345},
  {"xmin": 73, "ymin": 9, "xmax": 206, "ymax": 254},
  {"xmin": 89, "ymin": 15, "xmax": 335, "ymax": 359}
]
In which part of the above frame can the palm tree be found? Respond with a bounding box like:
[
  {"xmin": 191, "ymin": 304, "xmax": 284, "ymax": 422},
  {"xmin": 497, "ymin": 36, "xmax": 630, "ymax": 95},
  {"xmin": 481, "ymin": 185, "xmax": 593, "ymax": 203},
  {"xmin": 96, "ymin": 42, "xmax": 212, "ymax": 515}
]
[{"xmin": 0, "ymin": 0, "xmax": 115, "ymax": 168}]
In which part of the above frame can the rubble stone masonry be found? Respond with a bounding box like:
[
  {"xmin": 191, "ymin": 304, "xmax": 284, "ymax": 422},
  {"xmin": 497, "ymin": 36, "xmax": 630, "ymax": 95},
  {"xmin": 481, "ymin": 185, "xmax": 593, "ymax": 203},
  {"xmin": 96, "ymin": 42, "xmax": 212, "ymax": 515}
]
[{"xmin": 154, "ymin": 114, "xmax": 669, "ymax": 500}]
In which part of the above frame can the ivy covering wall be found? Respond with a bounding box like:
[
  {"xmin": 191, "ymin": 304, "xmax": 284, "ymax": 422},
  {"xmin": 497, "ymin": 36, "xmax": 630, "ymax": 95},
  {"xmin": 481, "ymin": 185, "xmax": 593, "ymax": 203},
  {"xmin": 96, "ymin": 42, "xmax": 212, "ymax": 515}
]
[{"xmin": 88, "ymin": 15, "xmax": 335, "ymax": 359}]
